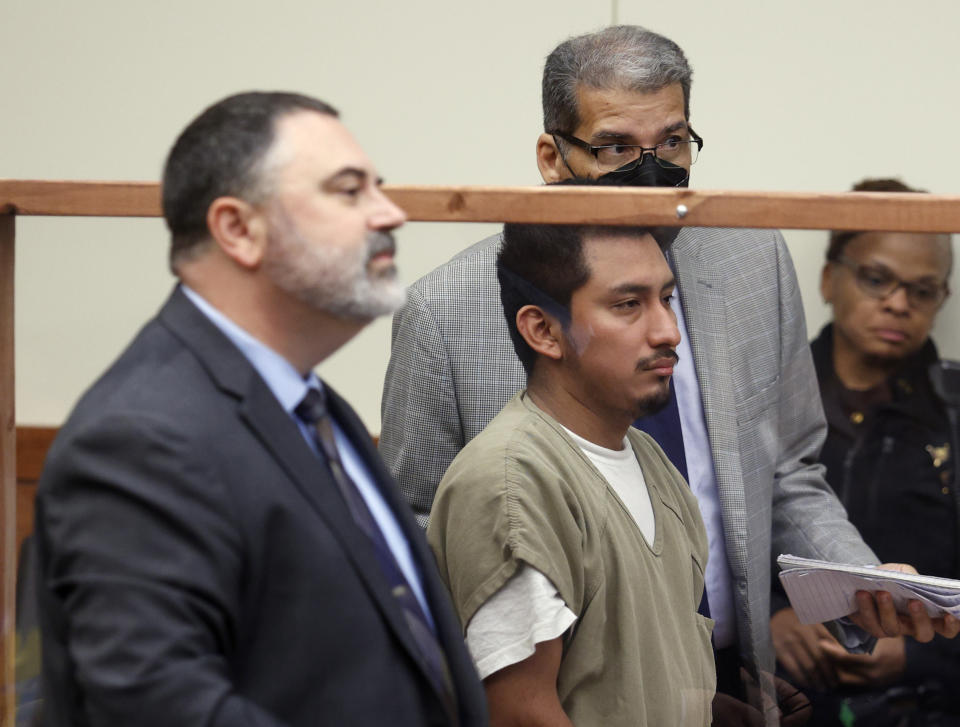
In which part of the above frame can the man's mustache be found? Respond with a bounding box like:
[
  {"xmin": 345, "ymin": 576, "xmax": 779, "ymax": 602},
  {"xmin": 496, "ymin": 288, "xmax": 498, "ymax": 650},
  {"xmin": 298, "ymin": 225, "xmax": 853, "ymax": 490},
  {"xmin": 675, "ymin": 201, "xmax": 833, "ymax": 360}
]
[
  {"xmin": 636, "ymin": 348, "xmax": 679, "ymax": 371},
  {"xmin": 366, "ymin": 231, "xmax": 396, "ymax": 260}
]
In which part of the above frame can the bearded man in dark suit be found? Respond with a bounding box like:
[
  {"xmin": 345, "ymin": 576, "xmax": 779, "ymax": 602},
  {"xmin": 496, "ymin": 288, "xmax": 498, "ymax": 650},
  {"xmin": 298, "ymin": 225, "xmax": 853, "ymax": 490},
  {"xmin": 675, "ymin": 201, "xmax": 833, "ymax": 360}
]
[{"xmin": 35, "ymin": 91, "xmax": 487, "ymax": 727}]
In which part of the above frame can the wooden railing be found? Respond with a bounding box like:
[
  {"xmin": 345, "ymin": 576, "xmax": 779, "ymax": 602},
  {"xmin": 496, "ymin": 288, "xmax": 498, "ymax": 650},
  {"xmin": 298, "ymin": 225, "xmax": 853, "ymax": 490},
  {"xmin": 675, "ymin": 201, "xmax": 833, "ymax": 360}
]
[
  {"xmin": 2, "ymin": 179, "xmax": 960, "ymax": 726},
  {"xmin": 5, "ymin": 180, "xmax": 960, "ymax": 230}
]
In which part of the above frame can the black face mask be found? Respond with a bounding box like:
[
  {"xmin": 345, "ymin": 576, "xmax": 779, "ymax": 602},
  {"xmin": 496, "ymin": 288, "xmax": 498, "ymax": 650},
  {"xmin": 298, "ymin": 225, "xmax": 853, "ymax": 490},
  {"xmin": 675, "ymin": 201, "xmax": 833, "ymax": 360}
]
[
  {"xmin": 579, "ymin": 154, "xmax": 689, "ymax": 247},
  {"xmin": 593, "ymin": 152, "xmax": 690, "ymax": 188}
]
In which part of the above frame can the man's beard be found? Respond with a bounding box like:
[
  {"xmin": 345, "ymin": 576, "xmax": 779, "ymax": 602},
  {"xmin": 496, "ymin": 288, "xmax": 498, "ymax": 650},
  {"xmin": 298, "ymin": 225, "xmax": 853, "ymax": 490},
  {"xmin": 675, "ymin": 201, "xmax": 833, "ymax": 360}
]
[
  {"xmin": 632, "ymin": 381, "xmax": 672, "ymax": 419},
  {"xmin": 631, "ymin": 348, "xmax": 680, "ymax": 418},
  {"xmin": 263, "ymin": 215, "xmax": 407, "ymax": 321},
  {"xmin": 564, "ymin": 343, "xmax": 678, "ymax": 419}
]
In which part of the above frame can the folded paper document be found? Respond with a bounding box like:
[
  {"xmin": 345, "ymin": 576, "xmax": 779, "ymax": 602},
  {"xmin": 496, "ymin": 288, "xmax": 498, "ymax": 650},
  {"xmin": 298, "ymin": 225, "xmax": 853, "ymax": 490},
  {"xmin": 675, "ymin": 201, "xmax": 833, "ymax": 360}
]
[{"xmin": 777, "ymin": 554, "xmax": 960, "ymax": 624}]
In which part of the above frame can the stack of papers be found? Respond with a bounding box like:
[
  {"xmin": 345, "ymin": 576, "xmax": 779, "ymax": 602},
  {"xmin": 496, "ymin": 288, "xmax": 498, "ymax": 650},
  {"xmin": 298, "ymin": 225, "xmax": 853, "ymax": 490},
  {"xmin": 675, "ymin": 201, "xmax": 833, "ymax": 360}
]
[{"xmin": 777, "ymin": 554, "xmax": 960, "ymax": 624}]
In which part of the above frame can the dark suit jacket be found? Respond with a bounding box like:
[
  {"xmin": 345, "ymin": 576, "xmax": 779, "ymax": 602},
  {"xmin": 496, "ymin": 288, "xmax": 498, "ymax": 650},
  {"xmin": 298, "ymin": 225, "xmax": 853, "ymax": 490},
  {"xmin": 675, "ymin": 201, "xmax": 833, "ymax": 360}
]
[{"xmin": 35, "ymin": 287, "xmax": 487, "ymax": 727}]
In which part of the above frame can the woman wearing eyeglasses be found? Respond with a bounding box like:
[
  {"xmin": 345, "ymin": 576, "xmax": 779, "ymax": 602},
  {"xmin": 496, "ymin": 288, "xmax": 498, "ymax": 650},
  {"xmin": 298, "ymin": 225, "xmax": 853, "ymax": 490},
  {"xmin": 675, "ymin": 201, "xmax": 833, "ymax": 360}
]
[{"xmin": 771, "ymin": 178, "xmax": 959, "ymax": 726}]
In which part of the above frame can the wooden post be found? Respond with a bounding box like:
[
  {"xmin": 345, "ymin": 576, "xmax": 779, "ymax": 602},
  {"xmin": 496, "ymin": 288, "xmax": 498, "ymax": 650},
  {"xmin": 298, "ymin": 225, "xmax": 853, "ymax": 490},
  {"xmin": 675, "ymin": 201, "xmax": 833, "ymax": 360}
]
[{"xmin": 0, "ymin": 214, "xmax": 15, "ymax": 727}]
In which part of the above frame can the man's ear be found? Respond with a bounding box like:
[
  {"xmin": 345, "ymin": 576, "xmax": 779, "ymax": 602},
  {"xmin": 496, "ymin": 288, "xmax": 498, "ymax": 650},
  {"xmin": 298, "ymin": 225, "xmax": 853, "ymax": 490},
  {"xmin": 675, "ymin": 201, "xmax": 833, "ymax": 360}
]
[
  {"xmin": 820, "ymin": 263, "xmax": 834, "ymax": 304},
  {"xmin": 206, "ymin": 196, "xmax": 269, "ymax": 269},
  {"xmin": 536, "ymin": 133, "xmax": 568, "ymax": 183},
  {"xmin": 516, "ymin": 304, "xmax": 564, "ymax": 362}
]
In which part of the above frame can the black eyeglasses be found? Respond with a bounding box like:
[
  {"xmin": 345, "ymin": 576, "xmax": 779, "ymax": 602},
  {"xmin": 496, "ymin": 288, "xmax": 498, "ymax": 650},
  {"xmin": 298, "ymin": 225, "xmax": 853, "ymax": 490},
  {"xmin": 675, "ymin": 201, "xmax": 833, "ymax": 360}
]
[
  {"xmin": 550, "ymin": 127, "xmax": 703, "ymax": 173},
  {"xmin": 833, "ymin": 255, "xmax": 949, "ymax": 310}
]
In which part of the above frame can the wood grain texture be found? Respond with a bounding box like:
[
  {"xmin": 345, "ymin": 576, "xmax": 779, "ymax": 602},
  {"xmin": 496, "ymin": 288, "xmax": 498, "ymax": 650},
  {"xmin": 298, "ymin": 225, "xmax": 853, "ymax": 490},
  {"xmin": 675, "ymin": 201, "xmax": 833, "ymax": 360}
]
[
  {"xmin": 382, "ymin": 185, "xmax": 960, "ymax": 232},
  {"xmin": 2, "ymin": 180, "xmax": 960, "ymax": 231},
  {"xmin": 15, "ymin": 484, "xmax": 36, "ymax": 575},
  {"xmin": 0, "ymin": 180, "xmax": 161, "ymax": 217},
  {"xmin": 15, "ymin": 428, "xmax": 56, "ymax": 485},
  {"xmin": 15, "ymin": 427, "xmax": 56, "ymax": 559},
  {"xmin": 1, "ymin": 215, "xmax": 15, "ymax": 727}
]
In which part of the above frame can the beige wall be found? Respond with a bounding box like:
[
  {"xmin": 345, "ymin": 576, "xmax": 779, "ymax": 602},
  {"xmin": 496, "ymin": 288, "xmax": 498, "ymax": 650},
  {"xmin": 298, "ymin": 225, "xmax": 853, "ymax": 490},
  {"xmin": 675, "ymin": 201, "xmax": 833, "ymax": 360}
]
[{"xmin": 4, "ymin": 0, "xmax": 958, "ymax": 432}]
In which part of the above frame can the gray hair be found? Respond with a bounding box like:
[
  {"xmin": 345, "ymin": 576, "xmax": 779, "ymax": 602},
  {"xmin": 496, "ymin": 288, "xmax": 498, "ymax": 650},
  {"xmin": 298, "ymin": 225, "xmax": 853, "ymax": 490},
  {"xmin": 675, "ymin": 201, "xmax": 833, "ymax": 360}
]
[{"xmin": 542, "ymin": 25, "xmax": 693, "ymax": 134}]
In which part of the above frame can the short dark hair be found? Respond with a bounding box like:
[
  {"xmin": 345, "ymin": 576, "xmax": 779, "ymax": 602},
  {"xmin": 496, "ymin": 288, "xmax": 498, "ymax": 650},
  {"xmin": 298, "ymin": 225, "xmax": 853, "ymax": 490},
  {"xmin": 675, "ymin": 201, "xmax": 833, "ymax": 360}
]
[
  {"xmin": 826, "ymin": 178, "xmax": 923, "ymax": 262},
  {"xmin": 499, "ymin": 223, "xmax": 588, "ymax": 378},
  {"xmin": 498, "ymin": 181, "xmax": 657, "ymax": 376},
  {"xmin": 162, "ymin": 91, "xmax": 338, "ymax": 270}
]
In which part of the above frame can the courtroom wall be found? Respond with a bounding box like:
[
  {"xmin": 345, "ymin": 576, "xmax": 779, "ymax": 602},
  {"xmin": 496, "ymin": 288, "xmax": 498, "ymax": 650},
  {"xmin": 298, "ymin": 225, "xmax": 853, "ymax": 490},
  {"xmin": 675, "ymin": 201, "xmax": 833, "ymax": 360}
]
[{"xmin": 3, "ymin": 0, "xmax": 958, "ymax": 432}]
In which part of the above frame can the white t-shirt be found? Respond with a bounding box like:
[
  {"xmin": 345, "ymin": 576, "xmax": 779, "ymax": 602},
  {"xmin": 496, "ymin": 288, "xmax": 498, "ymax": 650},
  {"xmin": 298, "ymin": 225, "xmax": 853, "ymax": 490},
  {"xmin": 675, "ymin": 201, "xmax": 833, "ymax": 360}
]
[{"xmin": 465, "ymin": 430, "xmax": 656, "ymax": 678}]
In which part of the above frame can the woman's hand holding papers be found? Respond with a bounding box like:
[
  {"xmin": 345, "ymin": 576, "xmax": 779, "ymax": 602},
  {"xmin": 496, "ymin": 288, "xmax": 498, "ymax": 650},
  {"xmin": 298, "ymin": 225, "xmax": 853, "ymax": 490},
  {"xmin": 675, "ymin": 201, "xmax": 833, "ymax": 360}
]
[{"xmin": 848, "ymin": 563, "xmax": 960, "ymax": 642}]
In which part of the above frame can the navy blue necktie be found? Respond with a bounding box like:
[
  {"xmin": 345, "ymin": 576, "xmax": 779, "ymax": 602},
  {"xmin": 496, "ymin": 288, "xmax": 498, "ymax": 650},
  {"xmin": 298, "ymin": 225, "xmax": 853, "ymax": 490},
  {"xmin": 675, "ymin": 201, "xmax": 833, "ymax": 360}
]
[
  {"xmin": 295, "ymin": 388, "xmax": 458, "ymax": 720},
  {"xmin": 633, "ymin": 380, "xmax": 711, "ymax": 618},
  {"xmin": 634, "ymin": 379, "xmax": 687, "ymax": 481}
]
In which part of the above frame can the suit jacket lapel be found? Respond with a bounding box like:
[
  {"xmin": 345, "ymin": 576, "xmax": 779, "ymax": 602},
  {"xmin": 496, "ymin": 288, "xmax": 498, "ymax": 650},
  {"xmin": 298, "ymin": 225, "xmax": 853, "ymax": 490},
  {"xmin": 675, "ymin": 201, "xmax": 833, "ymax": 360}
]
[
  {"xmin": 157, "ymin": 287, "xmax": 448, "ymax": 701},
  {"xmin": 237, "ymin": 387, "xmax": 449, "ymax": 691},
  {"xmin": 325, "ymin": 386, "xmax": 475, "ymax": 703},
  {"xmin": 671, "ymin": 231, "xmax": 749, "ymax": 585}
]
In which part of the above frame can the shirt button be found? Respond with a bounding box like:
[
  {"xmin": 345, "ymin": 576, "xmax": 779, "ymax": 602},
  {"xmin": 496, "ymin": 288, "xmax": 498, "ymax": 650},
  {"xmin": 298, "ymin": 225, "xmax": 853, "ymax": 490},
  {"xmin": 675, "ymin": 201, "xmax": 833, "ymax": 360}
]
[{"xmin": 850, "ymin": 411, "xmax": 864, "ymax": 425}]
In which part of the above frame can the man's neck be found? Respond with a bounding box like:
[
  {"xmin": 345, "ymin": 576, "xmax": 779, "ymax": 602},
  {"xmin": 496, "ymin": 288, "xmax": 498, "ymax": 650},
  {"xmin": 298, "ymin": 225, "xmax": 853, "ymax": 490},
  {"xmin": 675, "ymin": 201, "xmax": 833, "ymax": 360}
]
[
  {"xmin": 526, "ymin": 373, "xmax": 630, "ymax": 450},
  {"xmin": 181, "ymin": 269, "xmax": 364, "ymax": 376}
]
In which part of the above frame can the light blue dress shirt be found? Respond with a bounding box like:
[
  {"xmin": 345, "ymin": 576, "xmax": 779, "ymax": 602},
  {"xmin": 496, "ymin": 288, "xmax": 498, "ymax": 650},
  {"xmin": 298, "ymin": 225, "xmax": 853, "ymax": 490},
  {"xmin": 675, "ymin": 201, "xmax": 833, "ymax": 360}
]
[{"xmin": 181, "ymin": 286, "xmax": 434, "ymax": 625}]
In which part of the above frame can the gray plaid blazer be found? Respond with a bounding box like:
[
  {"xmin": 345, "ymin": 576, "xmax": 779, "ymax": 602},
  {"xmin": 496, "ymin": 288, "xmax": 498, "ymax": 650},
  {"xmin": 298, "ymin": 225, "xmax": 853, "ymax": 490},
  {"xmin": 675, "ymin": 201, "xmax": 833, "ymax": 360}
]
[{"xmin": 380, "ymin": 225, "xmax": 878, "ymax": 689}]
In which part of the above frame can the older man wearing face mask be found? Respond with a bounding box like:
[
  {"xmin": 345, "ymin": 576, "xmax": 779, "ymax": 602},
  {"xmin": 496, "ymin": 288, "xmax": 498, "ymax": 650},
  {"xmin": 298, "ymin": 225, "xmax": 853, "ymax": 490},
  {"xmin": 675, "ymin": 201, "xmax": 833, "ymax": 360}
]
[{"xmin": 380, "ymin": 26, "xmax": 960, "ymax": 725}]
